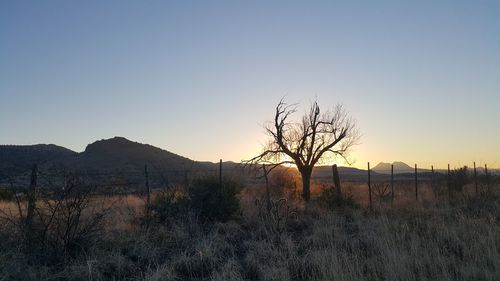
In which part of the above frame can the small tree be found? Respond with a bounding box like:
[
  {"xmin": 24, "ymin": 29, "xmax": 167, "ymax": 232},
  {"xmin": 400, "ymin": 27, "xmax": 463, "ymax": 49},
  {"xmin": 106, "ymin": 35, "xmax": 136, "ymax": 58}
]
[
  {"xmin": 0, "ymin": 171, "xmax": 109, "ymax": 265},
  {"xmin": 449, "ymin": 166, "xmax": 469, "ymax": 196},
  {"xmin": 189, "ymin": 177, "xmax": 241, "ymax": 222},
  {"xmin": 246, "ymin": 99, "xmax": 359, "ymax": 201}
]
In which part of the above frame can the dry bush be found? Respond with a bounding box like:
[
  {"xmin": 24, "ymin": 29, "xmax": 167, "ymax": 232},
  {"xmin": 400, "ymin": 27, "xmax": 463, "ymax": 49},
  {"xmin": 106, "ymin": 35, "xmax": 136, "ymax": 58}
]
[
  {"xmin": 317, "ymin": 183, "xmax": 358, "ymax": 209},
  {"xmin": 372, "ymin": 182, "xmax": 392, "ymax": 204},
  {"xmin": 0, "ymin": 173, "xmax": 111, "ymax": 266},
  {"xmin": 268, "ymin": 168, "xmax": 300, "ymax": 200},
  {"xmin": 151, "ymin": 185, "xmax": 190, "ymax": 223},
  {"xmin": 449, "ymin": 166, "xmax": 469, "ymax": 195},
  {"xmin": 0, "ymin": 188, "xmax": 13, "ymax": 201},
  {"xmin": 150, "ymin": 177, "xmax": 242, "ymax": 224},
  {"xmin": 189, "ymin": 176, "xmax": 242, "ymax": 223},
  {"xmin": 254, "ymin": 197, "xmax": 297, "ymax": 239}
]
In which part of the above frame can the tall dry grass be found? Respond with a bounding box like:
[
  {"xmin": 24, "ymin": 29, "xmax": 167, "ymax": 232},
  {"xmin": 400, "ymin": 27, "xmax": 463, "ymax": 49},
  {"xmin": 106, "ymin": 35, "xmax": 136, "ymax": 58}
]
[{"xmin": 0, "ymin": 183, "xmax": 499, "ymax": 281}]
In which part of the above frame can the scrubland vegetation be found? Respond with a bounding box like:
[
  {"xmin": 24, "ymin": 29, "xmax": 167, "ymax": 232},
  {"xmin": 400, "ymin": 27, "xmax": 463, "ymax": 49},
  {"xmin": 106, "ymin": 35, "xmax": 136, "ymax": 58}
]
[{"xmin": 0, "ymin": 172, "xmax": 499, "ymax": 281}]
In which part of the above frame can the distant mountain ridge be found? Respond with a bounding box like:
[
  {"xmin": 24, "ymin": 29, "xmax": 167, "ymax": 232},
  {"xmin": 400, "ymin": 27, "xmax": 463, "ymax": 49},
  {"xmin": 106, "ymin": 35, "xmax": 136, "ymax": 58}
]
[
  {"xmin": 4, "ymin": 138, "xmax": 492, "ymax": 180},
  {"xmin": 0, "ymin": 137, "xmax": 371, "ymax": 180},
  {"xmin": 372, "ymin": 161, "xmax": 435, "ymax": 174},
  {"xmin": 0, "ymin": 137, "xmax": 202, "ymax": 174},
  {"xmin": 373, "ymin": 161, "xmax": 413, "ymax": 172},
  {"xmin": 0, "ymin": 144, "xmax": 77, "ymax": 172},
  {"xmin": 313, "ymin": 165, "xmax": 373, "ymax": 177},
  {"xmin": 71, "ymin": 137, "xmax": 198, "ymax": 172}
]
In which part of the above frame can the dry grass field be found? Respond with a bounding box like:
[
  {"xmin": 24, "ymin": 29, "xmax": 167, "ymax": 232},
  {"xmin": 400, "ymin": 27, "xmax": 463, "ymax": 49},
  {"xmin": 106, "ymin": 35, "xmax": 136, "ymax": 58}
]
[{"xmin": 0, "ymin": 179, "xmax": 499, "ymax": 281}]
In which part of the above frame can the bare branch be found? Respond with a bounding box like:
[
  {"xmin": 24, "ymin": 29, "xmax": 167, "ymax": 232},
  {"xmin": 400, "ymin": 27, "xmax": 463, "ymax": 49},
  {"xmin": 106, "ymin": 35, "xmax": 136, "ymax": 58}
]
[{"xmin": 243, "ymin": 97, "xmax": 359, "ymax": 201}]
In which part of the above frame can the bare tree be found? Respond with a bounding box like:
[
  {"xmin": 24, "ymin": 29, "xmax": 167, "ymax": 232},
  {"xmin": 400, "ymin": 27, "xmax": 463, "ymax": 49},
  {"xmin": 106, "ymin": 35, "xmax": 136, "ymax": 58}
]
[
  {"xmin": 0, "ymin": 171, "xmax": 111, "ymax": 264},
  {"xmin": 246, "ymin": 99, "xmax": 359, "ymax": 201}
]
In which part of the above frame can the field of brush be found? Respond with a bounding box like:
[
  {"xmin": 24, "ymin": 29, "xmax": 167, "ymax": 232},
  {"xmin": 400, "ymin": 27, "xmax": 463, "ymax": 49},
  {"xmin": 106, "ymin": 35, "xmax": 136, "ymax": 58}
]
[{"xmin": 0, "ymin": 179, "xmax": 499, "ymax": 281}]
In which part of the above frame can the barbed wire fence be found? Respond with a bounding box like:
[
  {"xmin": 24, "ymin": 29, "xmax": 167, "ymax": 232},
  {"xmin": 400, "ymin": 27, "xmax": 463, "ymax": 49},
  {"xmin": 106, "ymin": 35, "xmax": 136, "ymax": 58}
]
[
  {"xmin": 360, "ymin": 162, "xmax": 497, "ymax": 209},
  {"xmin": 0, "ymin": 161, "xmax": 498, "ymax": 213},
  {"xmin": 0, "ymin": 160, "xmax": 252, "ymax": 220}
]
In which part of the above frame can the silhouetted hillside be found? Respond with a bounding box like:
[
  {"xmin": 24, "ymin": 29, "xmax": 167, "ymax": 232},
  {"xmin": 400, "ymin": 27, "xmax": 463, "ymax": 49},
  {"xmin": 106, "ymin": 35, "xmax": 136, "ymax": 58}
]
[
  {"xmin": 372, "ymin": 161, "xmax": 428, "ymax": 174},
  {"xmin": 312, "ymin": 165, "xmax": 380, "ymax": 182},
  {"xmin": 0, "ymin": 137, "xmax": 211, "ymax": 177},
  {"xmin": 0, "ymin": 137, "xmax": 219, "ymax": 187},
  {"xmin": 69, "ymin": 137, "xmax": 198, "ymax": 173},
  {"xmin": 0, "ymin": 144, "xmax": 76, "ymax": 173},
  {"xmin": 313, "ymin": 165, "xmax": 365, "ymax": 176}
]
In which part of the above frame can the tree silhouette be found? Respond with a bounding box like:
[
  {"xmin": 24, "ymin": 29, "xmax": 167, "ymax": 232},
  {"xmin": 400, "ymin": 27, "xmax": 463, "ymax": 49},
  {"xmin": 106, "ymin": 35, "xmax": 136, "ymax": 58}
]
[{"xmin": 246, "ymin": 99, "xmax": 359, "ymax": 201}]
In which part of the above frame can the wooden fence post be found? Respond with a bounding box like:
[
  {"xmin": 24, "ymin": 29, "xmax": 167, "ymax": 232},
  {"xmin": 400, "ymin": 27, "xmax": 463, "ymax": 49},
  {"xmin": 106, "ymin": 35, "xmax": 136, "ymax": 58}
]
[
  {"xmin": 431, "ymin": 165, "xmax": 435, "ymax": 199},
  {"xmin": 332, "ymin": 164, "xmax": 342, "ymax": 199},
  {"xmin": 26, "ymin": 164, "xmax": 38, "ymax": 247},
  {"xmin": 414, "ymin": 164, "xmax": 418, "ymax": 201},
  {"xmin": 447, "ymin": 164, "xmax": 451, "ymax": 200},
  {"xmin": 485, "ymin": 164, "xmax": 489, "ymax": 188},
  {"xmin": 368, "ymin": 162, "xmax": 372, "ymax": 211},
  {"xmin": 219, "ymin": 159, "xmax": 223, "ymax": 188},
  {"xmin": 144, "ymin": 164, "xmax": 151, "ymax": 220},
  {"xmin": 390, "ymin": 164, "xmax": 394, "ymax": 205},
  {"xmin": 473, "ymin": 162, "xmax": 478, "ymax": 195}
]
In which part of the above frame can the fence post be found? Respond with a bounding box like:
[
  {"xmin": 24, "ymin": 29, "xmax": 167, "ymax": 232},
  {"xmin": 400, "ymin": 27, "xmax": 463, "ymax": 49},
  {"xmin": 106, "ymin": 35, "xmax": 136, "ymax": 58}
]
[
  {"xmin": 390, "ymin": 164, "xmax": 394, "ymax": 205},
  {"xmin": 431, "ymin": 165, "xmax": 435, "ymax": 199},
  {"xmin": 262, "ymin": 164, "xmax": 271, "ymax": 212},
  {"xmin": 447, "ymin": 164, "xmax": 451, "ymax": 200},
  {"xmin": 144, "ymin": 164, "xmax": 151, "ymax": 220},
  {"xmin": 473, "ymin": 162, "xmax": 478, "ymax": 195},
  {"xmin": 26, "ymin": 164, "xmax": 38, "ymax": 247},
  {"xmin": 219, "ymin": 159, "xmax": 223, "ymax": 188},
  {"xmin": 332, "ymin": 164, "xmax": 342, "ymax": 199},
  {"xmin": 368, "ymin": 162, "xmax": 372, "ymax": 211},
  {"xmin": 414, "ymin": 164, "xmax": 418, "ymax": 201},
  {"xmin": 485, "ymin": 164, "xmax": 489, "ymax": 188}
]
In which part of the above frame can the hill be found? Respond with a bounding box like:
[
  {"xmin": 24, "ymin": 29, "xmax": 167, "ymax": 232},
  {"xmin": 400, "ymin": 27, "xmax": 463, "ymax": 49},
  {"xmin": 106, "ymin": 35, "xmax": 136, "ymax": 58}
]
[
  {"xmin": 312, "ymin": 165, "xmax": 380, "ymax": 182},
  {"xmin": 68, "ymin": 137, "xmax": 198, "ymax": 173},
  {"xmin": 0, "ymin": 144, "xmax": 76, "ymax": 173},
  {"xmin": 0, "ymin": 137, "xmax": 210, "ymax": 178},
  {"xmin": 373, "ymin": 161, "xmax": 416, "ymax": 174},
  {"xmin": 313, "ymin": 165, "xmax": 368, "ymax": 177},
  {"xmin": 0, "ymin": 137, "xmax": 220, "ymax": 187}
]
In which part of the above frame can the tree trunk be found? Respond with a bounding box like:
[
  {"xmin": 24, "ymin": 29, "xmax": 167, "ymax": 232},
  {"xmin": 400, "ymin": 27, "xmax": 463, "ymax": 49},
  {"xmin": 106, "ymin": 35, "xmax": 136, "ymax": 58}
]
[{"xmin": 300, "ymin": 169, "xmax": 312, "ymax": 201}]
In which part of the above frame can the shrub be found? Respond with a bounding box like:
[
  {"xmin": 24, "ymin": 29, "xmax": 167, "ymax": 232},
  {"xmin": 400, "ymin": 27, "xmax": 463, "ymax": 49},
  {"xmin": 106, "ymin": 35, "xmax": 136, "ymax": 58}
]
[
  {"xmin": 0, "ymin": 175, "xmax": 109, "ymax": 265},
  {"xmin": 0, "ymin": 188, "xmax": 12, "ymax": 201},
  {"xmin": 372, "ymin": 182, "xmax": 392, "ymax": 204},
  {"xmin": 189, "ymin": 177, "xmax": 241, "ymax": 222},
  {"xmin": 268, "ymin": 168, "xmax": 300, "ymax": 199},
  {"xmin": 254, "ymin": 197, "xmax": 297, "ymax": 237},
  {"xmin": 449, "ymin": 166, "xmax": 469, "ymax": 195},
  {"xmin": 478, "ymin": 173, "xmax": 495, "ymax": 195},
  {"xmin": 151, "ymin": 186, "xmax": 190, "ymax": 223},
  {"xmin": 317, "ymin": 184, "xmax": 358, "ymax": 209},
  {"xmin": 37, "ymin": 183, "xmax": 108, "ymax": 265}
]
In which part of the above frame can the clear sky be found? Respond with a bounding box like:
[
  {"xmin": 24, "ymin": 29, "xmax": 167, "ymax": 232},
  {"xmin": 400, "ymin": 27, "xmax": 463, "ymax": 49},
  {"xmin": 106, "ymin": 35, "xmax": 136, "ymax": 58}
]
[{"xmin": 1, "ymin": 1, "xmax": 499, "ymax": 169}]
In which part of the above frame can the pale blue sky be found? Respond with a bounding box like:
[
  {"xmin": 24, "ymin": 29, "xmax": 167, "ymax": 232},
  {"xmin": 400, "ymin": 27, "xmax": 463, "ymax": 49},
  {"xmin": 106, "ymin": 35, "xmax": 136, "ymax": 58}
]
[{"xmin": 1, "ymin": 1, "xmax": 499, "ymax": 168}]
